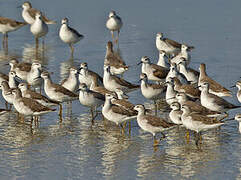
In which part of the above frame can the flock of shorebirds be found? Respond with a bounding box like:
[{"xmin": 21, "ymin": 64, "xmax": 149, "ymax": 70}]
[{"xmin": 1, "ymin": 1, "xmax": 241, "ymax": 148}]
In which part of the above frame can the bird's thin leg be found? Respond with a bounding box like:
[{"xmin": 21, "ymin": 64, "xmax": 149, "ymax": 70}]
[
  {"xmin": 69, "ymin": 44, "xmax": 74, "ymax": 56},
  {"xmin": 2, "ymin": 34, "xmax": 5, "ymax": 50},
  {"xmin": 120, "ymin": 123, "xmax": 125, "ymax": 135},
  {"xmin": 115, "ymin": 30, "xmax": 120, "ymax": 45},
  {"xmin": 154, "ymin": 100, "xmax": 157, "ymax": 116},
  {"xmin": 5, "ymin": 101, "xmax": 8, "ymax": 110},
  {"xmin": 111, "ymin": 31, "xmax": 115, "ymax": 43},
  {"xmin": 5, "ymin": 33, "xmax": 8, "ymax": 52},
  {"xmin": 35, "ymin": 37, "xmax": 39, "ymax": 50},
  {"xmin": 90, "ymin": 107, "xmax": 95, "ymax": 125},
  {"xmin": 153, "ymin": 135, "xmax": 159, "ymax": 146},
  {"xmin": 59, "ymin": 103, "xmax": 63, "ymax": 122},
  {"xmin": 9, "ymin": 104, "xmax": 12, "ymax": 111},
  {"xmin": 128, "ymin": 120, "xmax": 131, "ymax": 135},
  {"xmin": 186, "ymin": 130, "xmax": 190, "ymax": 144}
]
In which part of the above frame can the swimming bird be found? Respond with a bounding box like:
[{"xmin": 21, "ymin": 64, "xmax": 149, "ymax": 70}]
[
  {"xmin": 104, "ymin": 41, "xmax": 128, "ymax": 75},
  {"xmin": 198, "ymin": 63, "xmax": 232, "ymax": 97},
  {"xmin": 59, "ymin": 18, "xmax": 84, "ymax": 55},
  {"xmin": 199, "ymin": 82, "xmax": 240, "ymax": 112},
  {"xmin": 21, "ymin": 1, "xmax": 56, "ymax": 24},
  {"xmin": 139, "ymin": 56, "xmax": 169, "ymax": 82},
  {"xmin": 134, "ymin": 104, "xmax": 175, "ymax": 146},
  {"xmin": 103, "ymin": 66, "xmax": 139, "ymax": 93},
  {"xmin": 0, "ymin": 17, "xmax": 26, "ymax": 50},
  {"xmin": 106, "ymin": 11, "xmax": 123, "ymax": 44}
]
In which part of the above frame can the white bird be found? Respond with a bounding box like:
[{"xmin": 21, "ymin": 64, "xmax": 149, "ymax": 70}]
[
  {"xmin": 169, "ymin": 102, "xmax": 182, "ymax": 125},
  {"xmin": 59, "ymin": 18, "xmax": 84, "ymax": 55},
  {"xmin": 106, "ymin": 11, "xmax": 123, "ymax": 44}
]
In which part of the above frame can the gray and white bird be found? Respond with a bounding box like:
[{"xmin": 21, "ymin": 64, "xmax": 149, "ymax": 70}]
[
  {"xmin": 106, "ymin": 11, "xmax": 123, "ymax": 44},
  {"xmin": 59, "ymin": 18, "xmax": 84, "ymax": 55},
  {"xmin": 60, "ymin": 67, "xmax": 78, "ymax": 92},
  {"xmin": 169, "ymin": 102, "xmax": 182, "ymax": 125}
]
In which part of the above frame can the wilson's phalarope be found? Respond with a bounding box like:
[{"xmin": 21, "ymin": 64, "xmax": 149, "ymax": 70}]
[
  {"xmin": 234, "ymin": 114, "xmax": 241, "ymax": 133},
  {"xmin": 102, "ymin": 93, "xmax": 136, "ymax": 132},
  {"xmin": 8, "ymin": 71, "xmax": 18, "ymax": 88},
  {"xmin": 157, "ymin": 50, "xmax": 169, "ymax": 68},
  {"xmin": 170, "ymin": 44, "xmax": 191, "ymax": 66},
  {"xmin": 9, "ymin": 59, "xmax": 31, "ymax": 81},
  {"xmin": 156, "ymin": 32, "xmax": 194, "ymax": 58},
  {"xmin": 89, "ymin": 79, "xmax": 112, "ymax": 96},
  {"xmin": 60, "ymin": 67, "xmax": 78, "ymax": 92},
  {"xmin": 104, "ymin": 41, "xmax": 128, "ymax": 75},
  {"xmin": 231, "ymin": 81, "xmax": 241, "ymax": 103},
  {"xmin": 165, "ymin": 80, "xmax": 178, "ymax": 105},
  {"xmin": 169, "ymin": 102, "xmax": 182, "ymax": 125},
  {"xmin": 181, "ymin": 104, "xmax": 224, "ymax": 146},
  {"xmin": 106, "ymin": 11, "xmax": 123, "ymax": 44},
  {"xmin": 134, "ymin": 104, "xmax": 175, "ymax": 146},
  {"xmin": 26, "ymin": 62, "xmax": 42, "ymax": 88},
  {"xmin": 0, "ymin": 17, "xmax": 26, "ymax": 49},
  {"xmin": 199, "ymin": 63, "xmax": 232, "ymax": 97},
  {"xmin": 30, "ymin": 11, "xmax": 48, "ymax": 47},
  {"xmin": 165, "ymin": 63, "xmax": 188, "ymax": 84},
  {"xmin": 21, "ymin": 1, "xmax": 56, "ymax": 24},
  {"xmin": 79, "ymin": 62, "xmax": 103, "ymax": 88},
  {"xmin": 103, "ymin": 66, "xmax": 139, "ymax": 93},
  {"xmin": 139, "ymin": 56, "xmax": 168, "ymax": 82},
  {"xmin": 59, "ymin": 18, "xmax": 84, "ymax": 55},
  {"xmin": 178, "ymin": 57, "xmax": 199, "ymax": 84},
  {"xmin": 12, "ymin": 88, "xmax": 55, "ymax": 122},
  {"xmin": 18, "ymin": 82, "xmax": 59, "ymax": 107},
  {"xmin": 78, "ymin": 83, "xmax": 105, "ymax": 122},
  {"xmin": 41, "ymin": 71, "xmax": 78, "ymax": 118},
  {"xmin": 0, "ymin": 81, "xmax": 14, "ymax": 109},
  {"xmin": 199, "ymin": 82, "xmax": 240, "ymax": 112},
  {"xmin": 173, "ymin": 77, "xmax": 200, "ymax": 99}
]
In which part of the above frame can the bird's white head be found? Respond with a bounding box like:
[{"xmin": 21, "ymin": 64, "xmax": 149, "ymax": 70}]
[
  {"xmin": 22, "ymin": 1, "xmax": 31, "ymax": 9},
  {"xmin": 61, "ymin": 18, "xmax": 69, "ymax": 25},
  {"xmin": 109, "ymin": 11, "xmax": 116, "ymax": 18}
]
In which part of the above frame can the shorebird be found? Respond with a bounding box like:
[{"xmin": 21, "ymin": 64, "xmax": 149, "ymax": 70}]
[
  {"xmin": 41, "ymin": 72, "xmax": 78, "ymax": 118},
  {"xmin": 102, "ymin": 93, "xmax": 136, "ymax": 133},
  {"xmin": 156, "ymin": 50, "xmax": 169, "ymax": 68},
  {"xmin": 139, "ymin": 56, "xmax": 169, "ymax": 82},
  {"xmin": 78, "ymin": 83, "xmax": 105, "ymax": 122},
  {"xmin": 0, "ymin": 81, "xmax": 14, "ymax": 109},
  {"xmin": 60, "ymin": 67, "xmax": 78, "ymax": 92},
  {"xmin": 0, "ymin": 17, "xmax": 26, "ymax": 50},
  {"xmin": 140, "ymin": 73, "xmax": 166, "ymax": 114},
  {"xmin": 178, "ymin": 57, "xmax": 199, "ymax": 84},
  {"xmin": 165, "ymin": 80, "xmax": 178, "ymax": 105},
  {"xmin": 18, "ymin": 82, "xmax": 59, "ymax": 107},
  {"xmin": 199, "ymin": 82, "xmax": 240, "ymax": 112},
  {"xmin": 173, "ymin": 77, "xmax": 200, "ymax": 99},
  {"xmin": 79, "ymin": 62, "xmax": 103, "ymax": 88},
  {"xmin": 181, "ymin": 104, "xmax": 224, "ymax": 146},
  {"xmin": 89, "ymin": 79, "xmax": 113, "ymax": 96},
  {"xmin": 155, "ymin": 32, "xmax": 194, "ymax": 58},
  {"xmin": 106, "ymin": 11, "xmax": 123, "ymax": 44},
  {"xmin": 104, "ymin": 41, "xmax": 128, "ymax": 75},
  {"xmin": 21, "ymin": 1, "xmax": 56, "ymax": 24},
  {"xmin": 26, "ymin": 62, "xmax": 43, "ymax": 88},
  {"xmin": 199, "ymin": 63, "xmax": 232, "ymax": 97},
  {"xmin": 134, "ymin": 104, "xmax": 175, "ymax": 146},
  {"xmin": 176, "ymin": 92, "xmax": 221, "ymax": 117},
  {"xmin": 30, "ymin": 11, "xmax": 48, "ymax": 48},
  {"xmin": 165, "ymin": 63, "xmax": 188, "ymax": 84},
  {"xmin": 8, "ymin": 71, "xmax": 18, "ymax": 88},
  {"xmin": 169, "ymin": 102, "xmax": 182, "ymax": 125},
  {"xmin": 234, "ymin": 114, "xmax": 241, "ymax": 133},
  {"xmin": 59, "ymin": 17, "xmax": 84, "ymax": 55},
  {"xmin": 231, "ymin": 81, "xmax": 241, "ymax": 103},
  {"xmin": 170, "ymin": 44, "xmax": 191, "ymax": 66},
  {"xmin": 9, "ymin": 59, "xmax": 31, "ymax": 81},
  {"xmin": 12, "ymin": 88, "xmax": 55, "ymax": 122},
  {"xmin": 103, "ymin": 66, "xmax": 139, "ymax": 93}
]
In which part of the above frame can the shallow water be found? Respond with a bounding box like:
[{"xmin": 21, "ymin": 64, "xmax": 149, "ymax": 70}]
[{"xmin": 0, "ymin": 0, "xmax": 241, "ymax": 179}]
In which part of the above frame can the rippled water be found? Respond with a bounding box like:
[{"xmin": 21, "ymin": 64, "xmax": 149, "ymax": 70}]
[{"xmin": 1, "ymin": 0, "xmax": 241, "ymax": 179}]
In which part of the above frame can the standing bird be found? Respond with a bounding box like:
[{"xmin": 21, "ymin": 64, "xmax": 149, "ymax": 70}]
[
  {"xmin": 106, "ymin": 11, "xmax": 123, "ymax": 44},
  {"xmin": 199, "ymin": 82, "xmax": 240, "ymax": 113},
  {"xmin": 231, "ymin": 81, "xmax": 241, "ymax": 103},
  {"xmin": 59, "ymin": 18, "xmax": 84, "ymax": 56},
  {"xmin": 155, "ymin": 32, "xmax": 194, "ymax": 58},
  {"xmin": 21, "ymin": 1, "xmax": 56, "ymax": 24},
  {"xmin": 134, "ymin": 104, "xmax": 175, "ymax": 146},
  {"xmin": 0, "ymin": 17, "xmax": 27, "ymax": 50},
  {"xmin": 30, "ymin": 12, "xmax": 48, "ymax": 49},
  {"xmin": 60, "ymin": 67, "xmax": 79, "ymax": 92}
]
